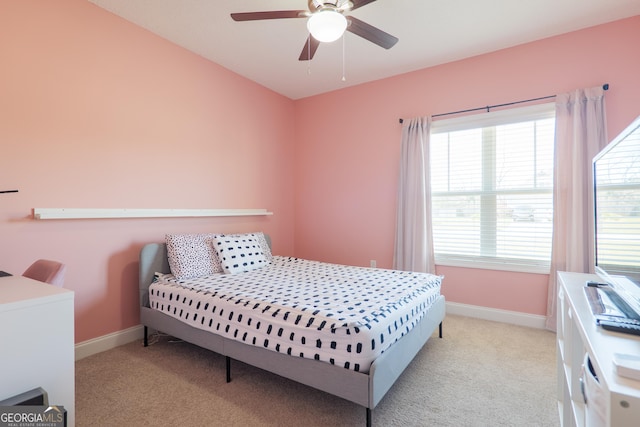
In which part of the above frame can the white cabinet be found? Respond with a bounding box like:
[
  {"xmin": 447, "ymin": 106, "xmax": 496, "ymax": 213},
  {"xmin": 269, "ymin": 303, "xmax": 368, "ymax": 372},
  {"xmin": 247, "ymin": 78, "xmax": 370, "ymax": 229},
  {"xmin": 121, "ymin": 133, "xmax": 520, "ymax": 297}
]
[
  {"xmin": 0, "ymin": 275, "xmax": 75, "ymax": 426},
  {"xmin": 557, "ymin": 271, "xmax": 640, "ymax": 426}
]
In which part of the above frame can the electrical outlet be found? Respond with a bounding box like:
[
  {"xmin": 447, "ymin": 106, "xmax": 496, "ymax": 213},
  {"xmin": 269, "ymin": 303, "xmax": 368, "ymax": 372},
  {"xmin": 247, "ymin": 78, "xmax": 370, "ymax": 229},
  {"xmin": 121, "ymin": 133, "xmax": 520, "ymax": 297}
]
[{"xmin": 370, "ymin": 260, "xmax": 377, "ymax": 268}]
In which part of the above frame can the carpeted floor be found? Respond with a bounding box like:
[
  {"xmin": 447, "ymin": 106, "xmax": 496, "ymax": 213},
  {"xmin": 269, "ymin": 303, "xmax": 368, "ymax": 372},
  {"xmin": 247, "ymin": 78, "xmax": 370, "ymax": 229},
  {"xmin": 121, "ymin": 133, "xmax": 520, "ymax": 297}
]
[{"xmin": 75, "ymin": 315, "xmax": 559, "ymax": 426}]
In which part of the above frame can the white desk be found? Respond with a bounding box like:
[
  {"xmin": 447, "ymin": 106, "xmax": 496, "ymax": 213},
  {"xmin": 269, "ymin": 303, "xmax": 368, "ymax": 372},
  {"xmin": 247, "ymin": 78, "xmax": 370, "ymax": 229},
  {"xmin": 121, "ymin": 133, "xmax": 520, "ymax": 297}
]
[{"xmin": 0, "ymin": 275, "xmax": 75, "ymax": 426}]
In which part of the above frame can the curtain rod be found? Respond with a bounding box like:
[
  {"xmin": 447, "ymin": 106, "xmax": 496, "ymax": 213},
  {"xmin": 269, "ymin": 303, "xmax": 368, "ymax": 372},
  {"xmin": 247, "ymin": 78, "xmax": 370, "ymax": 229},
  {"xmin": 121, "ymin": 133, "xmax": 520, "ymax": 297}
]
[{"xmin": 398, "ymin": 83, "xmax": 609, "ymax": 124}]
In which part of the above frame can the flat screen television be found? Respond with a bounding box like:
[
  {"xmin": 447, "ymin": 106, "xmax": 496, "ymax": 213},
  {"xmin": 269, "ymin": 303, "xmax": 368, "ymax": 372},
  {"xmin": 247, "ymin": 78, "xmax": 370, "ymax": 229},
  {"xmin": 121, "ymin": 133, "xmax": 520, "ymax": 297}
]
[{"xmin": 593, "ymin": 115, "xmax": 640, "ymax": 315}]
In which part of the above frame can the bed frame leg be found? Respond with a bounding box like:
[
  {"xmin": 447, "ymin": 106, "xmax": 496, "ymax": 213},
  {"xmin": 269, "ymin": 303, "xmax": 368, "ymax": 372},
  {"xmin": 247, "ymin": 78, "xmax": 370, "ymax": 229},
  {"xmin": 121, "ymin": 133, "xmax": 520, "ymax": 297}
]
[
  {"xmin": 143, "ymin": 326, "xmax": 148, "ymax": 347},
  {"xmin": 439, "ymin": 322, "xmax": 443, "ymax": 338},
  {"xmin": 366, "ymin": 407, "xmax": 372, "ymax": 427},
  {"xmin": 226, "ymin": 356, "xmax": 231, "ymax": 383}
]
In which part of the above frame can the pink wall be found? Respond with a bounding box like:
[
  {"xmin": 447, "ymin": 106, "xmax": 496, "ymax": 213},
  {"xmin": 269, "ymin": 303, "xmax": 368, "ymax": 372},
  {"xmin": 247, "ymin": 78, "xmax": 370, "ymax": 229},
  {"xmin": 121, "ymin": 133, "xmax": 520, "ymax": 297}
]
[
  {"xmin": 293, "ymin": 16, "xmax": 640, "ymax": 316},
  {"xmin": 0, "ymin": 1, "xmax": 296, "ymax": 342},
  {"xmin": 1, "ymin": 1, "xmax": 638, "ymax": 345}
]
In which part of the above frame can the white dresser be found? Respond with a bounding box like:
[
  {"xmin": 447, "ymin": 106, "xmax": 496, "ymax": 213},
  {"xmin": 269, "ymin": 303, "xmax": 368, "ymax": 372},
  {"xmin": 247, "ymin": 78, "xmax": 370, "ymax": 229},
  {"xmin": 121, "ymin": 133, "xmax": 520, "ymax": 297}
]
[
  {"xmin": 0, "ymin": 274, "xmax": 75, "ymax": 426},
  {"xmin": 557, "ymin": 271, "xmax": 640, "ymax": 426}
]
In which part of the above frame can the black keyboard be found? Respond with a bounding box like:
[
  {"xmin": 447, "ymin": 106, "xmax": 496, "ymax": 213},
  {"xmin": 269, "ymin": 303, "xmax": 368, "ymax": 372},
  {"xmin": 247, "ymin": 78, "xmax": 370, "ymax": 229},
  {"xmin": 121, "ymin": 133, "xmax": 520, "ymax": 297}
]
[
  {"xmin": 599, "ymin": 320, "xmax": 640, "ymax": 336},
  {"xmin": 597, "ymin": 315, "xmax": 640, "ymax": 325}
]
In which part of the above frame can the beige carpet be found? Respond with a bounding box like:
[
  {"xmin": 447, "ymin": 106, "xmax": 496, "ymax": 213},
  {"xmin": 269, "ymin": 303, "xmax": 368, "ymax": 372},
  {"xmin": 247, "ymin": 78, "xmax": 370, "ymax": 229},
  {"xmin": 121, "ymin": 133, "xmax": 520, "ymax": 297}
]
[{"xmin": 75, "ymin": 315, "xmax": 559, "ymax": 426}]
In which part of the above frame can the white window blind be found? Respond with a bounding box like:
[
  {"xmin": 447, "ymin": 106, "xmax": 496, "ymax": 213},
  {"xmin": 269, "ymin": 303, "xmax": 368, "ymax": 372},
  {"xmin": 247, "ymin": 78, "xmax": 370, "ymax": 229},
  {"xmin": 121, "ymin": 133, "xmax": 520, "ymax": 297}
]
[{"xmin": 430, "ymin": 103, "xmax": 555, "ymax": 272}]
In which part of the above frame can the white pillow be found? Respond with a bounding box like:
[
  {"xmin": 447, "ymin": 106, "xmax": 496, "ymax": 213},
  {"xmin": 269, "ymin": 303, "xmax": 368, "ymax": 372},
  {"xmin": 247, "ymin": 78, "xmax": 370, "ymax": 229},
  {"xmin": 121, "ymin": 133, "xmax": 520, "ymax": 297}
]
[
  {"xmin": 213, "ymin": 235, "xmax": 269, "ymax": 274},
  {"xmin": 223, "ymin": 231, "xmax": 273, "ymax": 261},
  {"xmin": 165, "ymin": 233, "xmax": 222, "ymax": 279}
]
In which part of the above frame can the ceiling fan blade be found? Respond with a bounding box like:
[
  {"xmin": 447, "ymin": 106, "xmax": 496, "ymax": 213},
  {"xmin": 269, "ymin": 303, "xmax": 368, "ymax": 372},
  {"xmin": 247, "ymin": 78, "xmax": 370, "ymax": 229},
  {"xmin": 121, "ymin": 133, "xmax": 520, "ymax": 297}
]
[
  {"xmin": 346, "ymin": 16, "xmax": 398, "ymax": 49},
  {"xmin": 298, "ymin": 35, "xmax": 321, "ymax": 61},
  {"xmin": 350, "ymin": 0, "xmax": 379, "ymax": 11},
  {"xmin": 231, "ymin": 10, "xmax": 308, "ymax": 21}
]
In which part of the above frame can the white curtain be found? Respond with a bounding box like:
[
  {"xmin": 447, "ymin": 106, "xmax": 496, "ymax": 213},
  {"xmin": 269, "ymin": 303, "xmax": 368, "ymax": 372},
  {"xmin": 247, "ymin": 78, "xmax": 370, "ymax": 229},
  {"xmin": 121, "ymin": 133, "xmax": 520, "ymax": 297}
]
[
  {"xmin": 545, "ymin": 86, "xmax": 607, "ymax": 331},
  {"xmin": 393, "ymin": 117, "xmax": 436, "ymax": 273}
]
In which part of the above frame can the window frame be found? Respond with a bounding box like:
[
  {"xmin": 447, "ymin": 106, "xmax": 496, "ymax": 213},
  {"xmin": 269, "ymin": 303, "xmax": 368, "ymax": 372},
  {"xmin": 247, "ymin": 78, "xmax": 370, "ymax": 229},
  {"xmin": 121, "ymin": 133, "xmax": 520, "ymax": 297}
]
[{"xmin": 429, "ymin": 103, "xmax": 556, "ymax": 274}]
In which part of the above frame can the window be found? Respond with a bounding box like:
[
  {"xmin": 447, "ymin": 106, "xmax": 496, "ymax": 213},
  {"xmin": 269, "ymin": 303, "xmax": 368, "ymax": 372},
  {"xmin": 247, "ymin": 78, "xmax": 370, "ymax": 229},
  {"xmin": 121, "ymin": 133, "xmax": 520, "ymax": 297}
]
[{"xmin": 430, "ymin": 103, "xmax": 555, "ymax": 273}]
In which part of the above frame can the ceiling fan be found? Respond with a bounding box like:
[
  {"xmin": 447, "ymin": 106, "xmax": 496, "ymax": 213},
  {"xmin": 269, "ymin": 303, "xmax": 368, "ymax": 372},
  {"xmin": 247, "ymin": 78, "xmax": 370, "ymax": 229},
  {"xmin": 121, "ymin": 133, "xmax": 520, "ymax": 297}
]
[{"xmin": 231, "ymin": 0, "xmax": 398, "ymax": 61}]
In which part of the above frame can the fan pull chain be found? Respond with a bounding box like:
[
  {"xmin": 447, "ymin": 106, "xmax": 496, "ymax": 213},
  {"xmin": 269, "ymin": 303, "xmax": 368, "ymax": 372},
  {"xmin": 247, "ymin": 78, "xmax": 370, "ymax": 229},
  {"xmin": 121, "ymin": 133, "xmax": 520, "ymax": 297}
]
[
  {"xmin": 307, "ymin": 36, "xmax": 312, "ymax": 75},
  {"xmin": 341, "ymin": 34, "xmax": 346, "ymax": 82}
]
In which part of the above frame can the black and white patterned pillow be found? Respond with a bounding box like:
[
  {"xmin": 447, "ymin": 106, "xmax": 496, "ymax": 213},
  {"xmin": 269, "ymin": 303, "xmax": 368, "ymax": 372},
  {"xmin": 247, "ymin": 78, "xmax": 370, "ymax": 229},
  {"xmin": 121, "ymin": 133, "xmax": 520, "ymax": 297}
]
[
  {"xmin": 165, "ymin": 233, "xmax": 223, "ymax": 279},
  {"xmin": 213, "ymin": 235, "xmax": 269, "ymax": 274},
  {"xmin": 223, "ymin": 231, "xmax": 273, "ymax": 261}
]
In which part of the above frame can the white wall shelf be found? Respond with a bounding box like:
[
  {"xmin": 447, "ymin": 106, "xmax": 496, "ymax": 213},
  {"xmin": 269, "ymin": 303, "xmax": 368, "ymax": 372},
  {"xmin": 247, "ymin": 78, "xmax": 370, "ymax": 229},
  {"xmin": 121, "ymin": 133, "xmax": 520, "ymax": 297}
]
[{"xmin": 33, "ymin": 208, "xmax": 273, "ymax": 220}]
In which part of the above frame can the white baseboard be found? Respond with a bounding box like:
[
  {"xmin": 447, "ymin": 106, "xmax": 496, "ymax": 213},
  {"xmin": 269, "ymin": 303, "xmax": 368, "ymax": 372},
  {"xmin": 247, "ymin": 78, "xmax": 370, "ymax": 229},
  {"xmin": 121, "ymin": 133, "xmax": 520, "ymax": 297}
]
[
  {"xmin": 75, "ymin": 325, "xmax": 145, "ymax": 360},
  {"xmin": 446, "ymin": 301, "xmax": 547, "ymax": 329}
]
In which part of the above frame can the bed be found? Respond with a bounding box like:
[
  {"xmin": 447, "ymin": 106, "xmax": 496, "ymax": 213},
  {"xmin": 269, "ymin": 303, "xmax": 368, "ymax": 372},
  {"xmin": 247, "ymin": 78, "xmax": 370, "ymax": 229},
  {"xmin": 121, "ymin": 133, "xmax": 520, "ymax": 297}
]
[{"xmin": 138, "ymin": 232, "xmax": 445, "ymax": 426}]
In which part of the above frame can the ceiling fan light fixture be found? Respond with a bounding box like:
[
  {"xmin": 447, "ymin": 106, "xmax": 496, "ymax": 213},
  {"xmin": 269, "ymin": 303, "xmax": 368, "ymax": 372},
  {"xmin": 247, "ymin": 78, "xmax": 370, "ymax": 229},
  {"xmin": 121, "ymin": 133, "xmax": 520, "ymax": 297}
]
[{"xmin": 307, "ymin": 9, "xmax": 347, "ymax": 43}]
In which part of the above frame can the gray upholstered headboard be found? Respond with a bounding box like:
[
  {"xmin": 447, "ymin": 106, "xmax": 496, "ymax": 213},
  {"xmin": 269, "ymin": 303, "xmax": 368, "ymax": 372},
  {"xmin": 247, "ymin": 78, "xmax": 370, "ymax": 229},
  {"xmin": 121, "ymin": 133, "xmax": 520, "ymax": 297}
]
[
  {"xmin": 139, "ymin": 243, "xmax": 170, "ymax": 308},
  {"xmin": 138, "ymin": 234, "xmax": 271, "ymax": 308}
]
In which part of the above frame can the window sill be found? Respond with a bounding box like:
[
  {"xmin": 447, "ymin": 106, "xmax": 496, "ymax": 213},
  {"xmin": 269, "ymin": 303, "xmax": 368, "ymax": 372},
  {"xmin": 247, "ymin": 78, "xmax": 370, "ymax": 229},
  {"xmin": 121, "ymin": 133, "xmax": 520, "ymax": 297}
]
[{"xmin": 435, "ymin": 256, "xmax": 550, "ymax": 275}]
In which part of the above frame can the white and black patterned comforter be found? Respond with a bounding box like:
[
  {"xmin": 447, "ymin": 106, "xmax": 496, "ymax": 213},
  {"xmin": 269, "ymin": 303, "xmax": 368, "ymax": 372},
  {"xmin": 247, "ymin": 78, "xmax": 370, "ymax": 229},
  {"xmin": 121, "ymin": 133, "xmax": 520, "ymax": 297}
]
[{"xmin": 149, "ymin": 256, "xmax": 442, "ymax": 373}]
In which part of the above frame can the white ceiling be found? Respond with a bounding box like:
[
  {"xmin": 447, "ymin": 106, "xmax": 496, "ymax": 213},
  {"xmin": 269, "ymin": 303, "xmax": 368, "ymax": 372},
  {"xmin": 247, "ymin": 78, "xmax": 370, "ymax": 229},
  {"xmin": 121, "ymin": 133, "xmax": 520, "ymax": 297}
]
[{"xmin": 88, "ymin": 0, "xmax": 640, "ymax": 100}]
